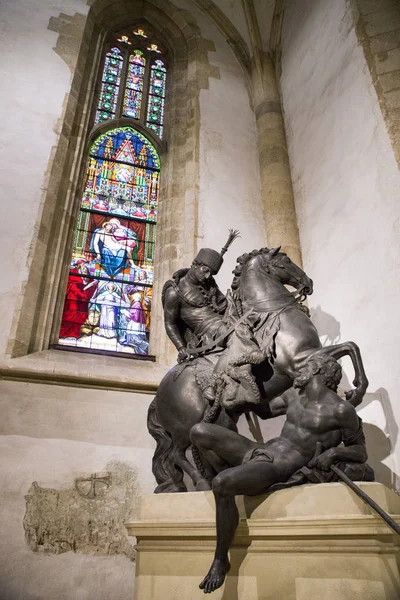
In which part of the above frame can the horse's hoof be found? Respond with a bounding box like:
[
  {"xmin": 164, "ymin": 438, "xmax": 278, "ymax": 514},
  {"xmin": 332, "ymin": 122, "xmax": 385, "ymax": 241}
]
[{"xmin": 195, "ymin": 480, "xmax": 211, "ymax": 491}]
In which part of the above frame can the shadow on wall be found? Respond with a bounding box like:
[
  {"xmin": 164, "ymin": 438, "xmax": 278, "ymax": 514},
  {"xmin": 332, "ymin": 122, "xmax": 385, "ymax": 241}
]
[
  {"xmin": 309, "ymin": 305, "xmax": 399, "ymax": 490},
  {"xmin": 359, "ymin": 388, "xmax": 399, "ymax": 491},
  {"xmin": 309, "ymin": 305, "xmax": 341, "ymax": 345}
]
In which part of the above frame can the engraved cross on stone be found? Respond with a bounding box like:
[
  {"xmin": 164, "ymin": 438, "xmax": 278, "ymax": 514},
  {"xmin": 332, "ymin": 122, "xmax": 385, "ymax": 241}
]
[{"xmin": 74, "ymin": 473, "xmax": 111, "ymax": 499}]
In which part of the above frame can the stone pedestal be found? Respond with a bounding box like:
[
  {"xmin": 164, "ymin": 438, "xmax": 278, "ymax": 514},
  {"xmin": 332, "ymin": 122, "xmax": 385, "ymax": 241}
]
[{"xmin": 126, "ymin": 483, "xmax": 400, "ymax": 600}]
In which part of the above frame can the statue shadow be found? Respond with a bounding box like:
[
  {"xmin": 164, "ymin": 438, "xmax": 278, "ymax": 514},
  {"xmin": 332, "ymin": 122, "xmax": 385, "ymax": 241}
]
[
  {"xmin": 309, "ymin": 305, "xmax": 341, "ymax": 345},
  {"xmin": 221, "ymin": 522, "xmax": 251, "ymax": 600},
  {"xmin": 357, "ymin": 387, "xmax": 399, "ymax": 490}
]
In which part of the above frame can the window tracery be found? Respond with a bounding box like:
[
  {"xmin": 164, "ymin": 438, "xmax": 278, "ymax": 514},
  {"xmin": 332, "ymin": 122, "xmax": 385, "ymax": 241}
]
[
  {"xmin": 94, "ymin": 26, "xmax": 167, "ymax": 138},
  {"xmin": 56, "ymin": 25, "xmax": 167, "ymax": 359}
]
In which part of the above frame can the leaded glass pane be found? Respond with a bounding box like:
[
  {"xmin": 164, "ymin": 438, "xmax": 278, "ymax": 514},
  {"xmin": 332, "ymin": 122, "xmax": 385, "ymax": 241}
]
[
  {"xmin": 95, "ymin": 48, "xmax": 123, "ymax": 125},
  {"xmin": 117, "ymin": 35, "xmax": 131, "ymax": 45},
  {"xmin": 146, "ymin": 60, "xmax": 166, "ymax": 138},
  {"xmin": 122, "ymin": 51, "xmax": 146, "ymax": 119},
  {"xmin": 147, "ymin": 43, "xmax": 162, "ymax": 54},
  {"xmin": 59, "ymin": 127, "xmax": 159, "ymax": 356},
  {"xmin": 133, "ymin": 28, "xmax": 147, "ymax": 38}
]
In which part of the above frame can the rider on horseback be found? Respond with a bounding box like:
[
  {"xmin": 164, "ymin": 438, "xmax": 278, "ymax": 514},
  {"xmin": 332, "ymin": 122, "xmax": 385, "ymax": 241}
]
[{"xmin": 162, "ymin": 231, "xmax": 262, "ymax": 404}]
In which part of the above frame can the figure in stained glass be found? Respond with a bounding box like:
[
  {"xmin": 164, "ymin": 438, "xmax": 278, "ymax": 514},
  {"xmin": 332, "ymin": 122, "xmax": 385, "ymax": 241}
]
[
  {"xmin": 93, "ymin": 195, "xmax": 109, "ymax": 211},
  {"xmin": 90, "ymin": 221, "xmax": 129, "ymax": 277},
  {"xmin": 119, "ymin": 285, "xmax": 150, "ymax": 354},
  {"xmin": 132, "ymin": 203, "xmax": 147, "ymax": 218},
  {"xmin": 123, "ymin": 50, "xmax": 146, "ymax": 119},
  {"xmin": 108, "ymin": 218, "xmax": 139, "ymax": 266},
  {"xmin": 90, "ymin": 281, "xmax": 130, "ymax": 340},
  {"xmin": 60, "ymin": 261, "xmax": 98, "ymax": 339}
]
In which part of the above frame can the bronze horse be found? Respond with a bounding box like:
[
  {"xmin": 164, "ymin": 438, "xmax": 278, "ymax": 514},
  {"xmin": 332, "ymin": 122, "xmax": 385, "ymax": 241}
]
[{"xmin": 148, "ymin": 247, "xmax": 368, "ymax": 492}]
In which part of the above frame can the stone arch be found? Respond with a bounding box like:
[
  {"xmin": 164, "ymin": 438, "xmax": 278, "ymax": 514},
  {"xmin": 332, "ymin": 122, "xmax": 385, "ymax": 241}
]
[{"xmin": 7, "ymin": 0, "xmax": 220, "ymax": 367}]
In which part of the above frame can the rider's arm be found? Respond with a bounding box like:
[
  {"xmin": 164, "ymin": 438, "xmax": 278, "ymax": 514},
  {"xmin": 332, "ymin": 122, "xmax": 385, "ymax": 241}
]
[{"xmin": 163, "ymin": 286, "xmax": 186, "ymax": 351}]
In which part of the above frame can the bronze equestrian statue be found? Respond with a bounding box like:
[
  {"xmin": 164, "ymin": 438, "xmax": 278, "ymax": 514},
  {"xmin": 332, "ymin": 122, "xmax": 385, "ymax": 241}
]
[{"xmin": 147, "ymin": 237, "xmax": 369, "ymax": 493}]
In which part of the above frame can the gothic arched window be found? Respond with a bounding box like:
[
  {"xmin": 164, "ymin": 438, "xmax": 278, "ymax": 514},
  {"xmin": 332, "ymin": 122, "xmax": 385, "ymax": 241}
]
[
  {"xmin": 95, "ymin": 26, "xmax": 167, "ymax": 138},
  {"xmin": 57, "ymin": 124, "xmax": 160, "ymax": 356},
  {"xmin": 56, "ymin": 25, "xmax": 167, "ymax": 358}
]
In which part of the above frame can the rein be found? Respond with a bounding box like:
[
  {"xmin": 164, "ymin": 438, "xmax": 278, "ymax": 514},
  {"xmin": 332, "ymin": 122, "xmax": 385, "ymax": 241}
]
[
  {"xmin": 242, "ymin": 290, "xmax": 304, "ymax": 313},
  {"xmin": 186, "ymin": 308, "xmax": 253, "ymax": 357}
]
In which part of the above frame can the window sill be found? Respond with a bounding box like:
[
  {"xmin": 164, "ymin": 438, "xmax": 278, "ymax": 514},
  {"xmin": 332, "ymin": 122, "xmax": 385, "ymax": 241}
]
[
  {"xmin": 0, "ymin": 348, "xmax": 170, "ymax": 393},
  {"xmin": 51, "ymin": 344, "xmax": 156, "ymax": 362}
]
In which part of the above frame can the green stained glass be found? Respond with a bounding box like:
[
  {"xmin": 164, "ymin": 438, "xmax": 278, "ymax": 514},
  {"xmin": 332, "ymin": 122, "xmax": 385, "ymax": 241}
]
[
  {"xmin": 95, "ymin": 48, "xmax": 123, "ymax": 125},
  {"xmin": 146, "ymin": 60, "xmax": 166, "ymax": 139}
]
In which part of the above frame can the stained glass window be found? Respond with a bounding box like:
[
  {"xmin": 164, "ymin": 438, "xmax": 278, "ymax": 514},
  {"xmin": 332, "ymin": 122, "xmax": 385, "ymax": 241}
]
[
  {"xmin": 58, "ymin": 127, "xmax": 159, "ymax": 356},
  {"xmin": 133, "ymin": 28, "xmax": 148, "ymax": 38},
  {"xmin": 147, "ymin": 43, "xmax": 162, "ymax": 54},
  {"xmin": 93, "ymin": 28, "xmax": 167, "ymax": 138},
  {"xmin": 146, "ymin": 60, "xmax": 166, "ymax": 138},
  {"xmin": 95, "ymin": 48, "xmax": 123, "ymax": 125},
  {"xmin": 117, "ymin": 35, "xmax": 131, "ymax": 45},
  {"xmin": 122, "ymin": 50, "xmax": 146, "ymax": 119}
]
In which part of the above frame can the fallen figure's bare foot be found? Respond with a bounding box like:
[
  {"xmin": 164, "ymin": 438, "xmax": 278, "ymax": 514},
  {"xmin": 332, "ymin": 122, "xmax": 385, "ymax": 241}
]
[{"xmin": 199, "ymin": 558, "xmax": 230, "ymax": 593}]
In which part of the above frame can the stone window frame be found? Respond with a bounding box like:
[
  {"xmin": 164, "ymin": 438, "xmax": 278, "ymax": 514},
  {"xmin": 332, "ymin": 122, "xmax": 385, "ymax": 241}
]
[{"xmin": 4, "ymin": 0, "xmax": 219, "ymax": 391}]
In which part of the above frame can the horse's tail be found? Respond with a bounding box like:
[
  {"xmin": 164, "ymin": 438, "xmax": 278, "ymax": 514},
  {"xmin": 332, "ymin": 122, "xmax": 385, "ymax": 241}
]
[
  {"xmin": 147, "ymin": 397, "xmax": 186, "ymax": 493},
  {"xmin": 191, "ymin": 444, "xmax": 209, "ymax": 481},
  {"xmin": 190, "ymin": 380, "xmax": 224, "ymax": 484}
]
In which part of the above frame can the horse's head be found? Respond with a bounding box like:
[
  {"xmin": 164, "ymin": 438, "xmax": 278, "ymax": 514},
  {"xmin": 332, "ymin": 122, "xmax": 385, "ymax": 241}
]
[{"xmin": 257, "ymin": 247, "xmax": 313, "ymax": 298}]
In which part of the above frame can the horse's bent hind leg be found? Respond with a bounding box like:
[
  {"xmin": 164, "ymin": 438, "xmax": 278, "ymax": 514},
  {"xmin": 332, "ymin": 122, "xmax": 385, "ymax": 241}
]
[
  {"xmin": 312, "ymin": 342, "xmax": 369, "ymax": 407},
  {"xmin": 172, "ymin": 446, "xmax": 212, "ymax": 491}
]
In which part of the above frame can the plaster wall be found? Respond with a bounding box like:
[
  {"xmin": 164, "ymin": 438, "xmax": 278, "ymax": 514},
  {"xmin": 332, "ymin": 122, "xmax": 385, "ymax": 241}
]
[
  {"xmin": 0, "ymin": 0, "xmax": 89, "ymax": 357},
  {"xmin": 199, "ymin": 30, "xmax": 265, "ymax": 293},
  {"xmin": 170, "ymin": 0, "xmax": 266, "ymax": 292},
  {"xmin": 0, "ymin": 380, "xmax": 155, "ymax": 600},
  {"xmin": 280, "ymin": 0, "xmax": 400, "ymax": 482}
]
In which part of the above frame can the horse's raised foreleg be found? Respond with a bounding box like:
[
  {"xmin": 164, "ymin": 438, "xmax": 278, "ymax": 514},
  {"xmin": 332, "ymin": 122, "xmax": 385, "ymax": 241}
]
[{"xmin": 312, "ymin": 342, "xmax": 369, "ymax": 407}]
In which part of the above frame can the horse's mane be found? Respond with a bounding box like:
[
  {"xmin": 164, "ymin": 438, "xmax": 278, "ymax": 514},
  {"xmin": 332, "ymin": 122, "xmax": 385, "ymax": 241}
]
[{"xmin": 231, "ymin": 247, "xmax": 285, "ymax": 291}]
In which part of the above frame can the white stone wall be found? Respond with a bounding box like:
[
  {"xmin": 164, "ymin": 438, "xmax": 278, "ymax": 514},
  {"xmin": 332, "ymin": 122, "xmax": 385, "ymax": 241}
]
[
  {"xmin": 199, "ymin": 30, "xmax": 266, "ymax": 293},
  {"xmin": 281, "ymin": 0, "xmax": 400, "ymax": 483},
  {"xmin": 0, "ymin": 381, "xmax": 155, "ymax": 600},
  {"xmin": 0, "ymin": 0, "xmax": 89, "ymax": 357},
  {"xmin": 171, "ymin": 0, "xmax": 266, "ymax": 292}
]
